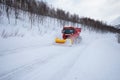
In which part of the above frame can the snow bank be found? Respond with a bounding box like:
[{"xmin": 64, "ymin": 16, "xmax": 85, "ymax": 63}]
[{"xmin": 64, "ymin": 37, "xmax": 120, "ymax": 80}]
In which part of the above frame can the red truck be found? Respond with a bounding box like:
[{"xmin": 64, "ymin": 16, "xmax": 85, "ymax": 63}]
[{"xmin": 55, "ymin": 26, "xmax": 81, "ymax": 45}]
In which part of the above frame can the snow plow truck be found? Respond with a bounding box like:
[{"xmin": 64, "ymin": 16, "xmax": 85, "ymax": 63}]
[{"xmin": 55, "ymin": 26, "xmax": 81, "ymax": 45}]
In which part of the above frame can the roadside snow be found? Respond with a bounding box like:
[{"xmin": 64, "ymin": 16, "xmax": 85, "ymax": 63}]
[{"xmin": 63, "ymin": 37, "xmax": 120, "ymax": 80}]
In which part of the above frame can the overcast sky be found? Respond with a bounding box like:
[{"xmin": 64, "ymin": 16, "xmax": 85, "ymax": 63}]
[{"xmin": 45, "ymin": 0, "xmax": 120, "ymax": 22}]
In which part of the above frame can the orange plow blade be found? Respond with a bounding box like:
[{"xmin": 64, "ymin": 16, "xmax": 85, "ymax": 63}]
[{"xmin": 55, "ymin": 38, "xmax": 66, "ymax": 44}]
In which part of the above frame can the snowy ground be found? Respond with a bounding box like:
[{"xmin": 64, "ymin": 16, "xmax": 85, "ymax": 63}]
[
  {"xmin": 0, "ymin": 9, "xmax": 120, "ymax": 80},
  {"xmin": 0, "ymin": 31, "xmax": 120, "ymax": 80}
]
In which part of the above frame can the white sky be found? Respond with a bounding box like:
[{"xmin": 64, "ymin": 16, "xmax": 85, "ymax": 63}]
[{"xmin": 45, "ymin": 0, "xmax": 120, "ymax": 22}]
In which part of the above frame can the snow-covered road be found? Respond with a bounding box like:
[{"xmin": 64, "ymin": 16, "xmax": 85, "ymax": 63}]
[
  {"xmin": 0, "ymin": 33, "xmax": 120, "ymax": 80},
  {"xmin": 0, "ymin": 40, "xmax": 86, "ymax": 80}
]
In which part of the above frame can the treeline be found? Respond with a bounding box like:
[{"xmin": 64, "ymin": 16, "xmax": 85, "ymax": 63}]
[
  {"xmin": 79, "ymin": 17, "xmax": 120, "ymax": 33},
  {"xmin": 0, "ymin": 0, "xmax": 79, "ymax": 23},
  {"xmin": 0, "ymin": 0, "xmax": 120, "ymax": 33}
]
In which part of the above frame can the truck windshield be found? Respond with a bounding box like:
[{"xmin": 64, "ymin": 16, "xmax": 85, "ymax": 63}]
[{"xmin": 62, "ymin": 29, "xmax": 74, "ymax": 34}]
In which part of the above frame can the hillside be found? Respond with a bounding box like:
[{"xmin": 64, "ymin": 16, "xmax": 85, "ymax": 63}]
[
  {"xmin": 0, "ymin": 0, "xmax": 120, "ymax": 34},
  {"xmin": 111, "ymin": 16, "xmax": 120, "ymax": 29},
  {"xmin": 111, "ymin": 16, "xmax": 120, "ymax": 25}
]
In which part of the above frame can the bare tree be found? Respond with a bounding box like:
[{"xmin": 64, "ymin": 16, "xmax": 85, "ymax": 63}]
[
  {"xmin": 14, "ymin": 0, "xmax": 19, "ymax": 24},
  {"xmin": 0, "ymin": 8, "xmax": 2, "ymax": 22},
  {"xmin": 5, "ymin": 5, "xmax": 10, "ymax": 23},
  {"xmin": 117, "ymin": 33, "xmax": 120, "ymax": 43}
]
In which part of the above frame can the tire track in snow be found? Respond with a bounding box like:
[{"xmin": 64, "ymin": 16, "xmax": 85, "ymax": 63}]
[
  {"xmin": 0, "ymin": 46, "xmax": 73, "ymax": 80},
  {"xmin": 50, "ymin": 45, "xmax": 87, "ymax": 80},
  {"xmin": 0, "ymin": 44, "xmax": 52, "ymax": 56},
  {"xmin": 18, "ymin": 45, "xmax": 87, "ymax": 80},
  {"xmin": 0, "ymin": 40, "xmax": 89, "ymax": 80}
]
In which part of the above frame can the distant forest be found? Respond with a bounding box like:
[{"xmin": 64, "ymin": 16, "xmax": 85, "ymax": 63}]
[{"xmin": 0, "ymin": 0, "xmax": 120, "ymax": 33}]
